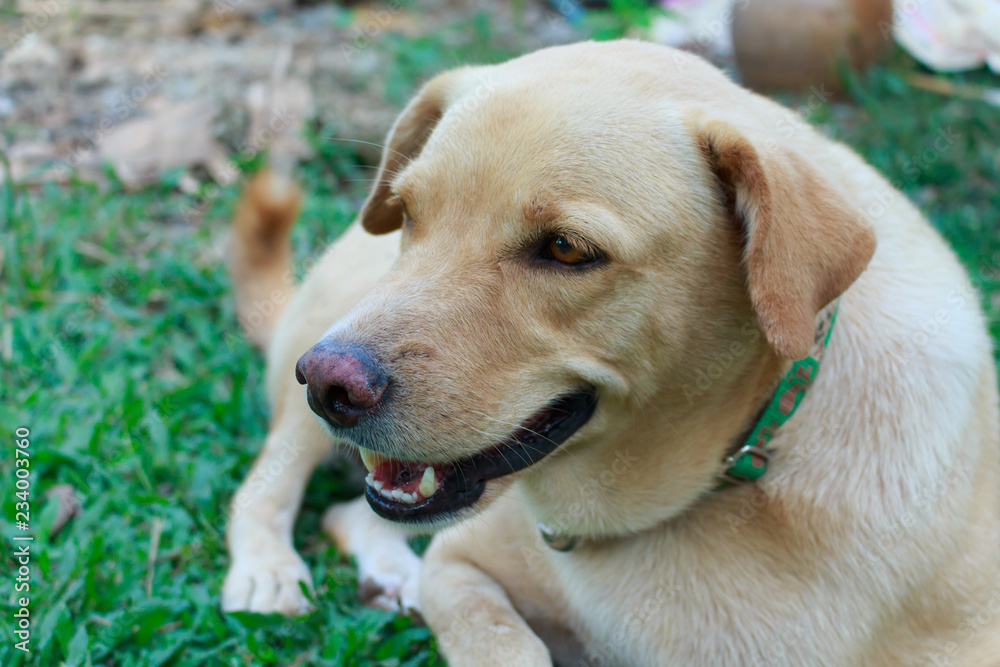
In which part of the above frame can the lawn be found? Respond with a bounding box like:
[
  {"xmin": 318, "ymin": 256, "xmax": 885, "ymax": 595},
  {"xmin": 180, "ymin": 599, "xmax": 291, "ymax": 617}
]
[{"xmin": 2, "ymin": 18, "xmax": 999, "ymax": 667}]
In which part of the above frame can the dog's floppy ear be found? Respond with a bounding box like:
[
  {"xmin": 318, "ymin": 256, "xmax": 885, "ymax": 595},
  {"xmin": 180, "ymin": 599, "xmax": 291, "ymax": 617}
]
[
  {"xmin": 697, "ymin": 119, "xmax": 876, "ymax": 359},
  {"xmin": 360, "ymin": 68, "xmax": 474, "ymax": 235}
]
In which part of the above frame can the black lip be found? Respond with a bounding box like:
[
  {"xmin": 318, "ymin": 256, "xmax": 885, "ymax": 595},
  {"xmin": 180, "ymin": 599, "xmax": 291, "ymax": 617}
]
[{"xmin": 365, "ymin": 386, "xmax": 598, "ymax": 523}]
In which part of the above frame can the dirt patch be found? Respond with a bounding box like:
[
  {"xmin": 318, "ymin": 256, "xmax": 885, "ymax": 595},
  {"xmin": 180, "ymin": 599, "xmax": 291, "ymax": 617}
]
[{"xmin": 1, "ymin": 0, "xmax": 581, "ymax": 186}]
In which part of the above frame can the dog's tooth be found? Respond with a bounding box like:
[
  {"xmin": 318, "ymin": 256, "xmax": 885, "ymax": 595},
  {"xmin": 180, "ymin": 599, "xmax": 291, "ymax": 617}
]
[
  {"xmin": 391, "ymin": 489, "xmax": 404, "ymax": 500},
  {"xmin": 360, "ymin": 448, "xmax": 392, "ymax": 472},
  {"xmin": 400, "ymin": 492, "xmax": 414, "ymax": 504},
  {"xmin": 419, "ymin": 466, "xmax": 437, "ymax": 498},
  {"xmin": 379, "ymin": 487, "xmax": 394, "ymax": 500},
  {"xmin": 359, "ymin": 449, "xmax": 374, "ymax": 471},
  {"xmin": 372, "ymin": 480, "xmax": 384, "ymax": 491}
]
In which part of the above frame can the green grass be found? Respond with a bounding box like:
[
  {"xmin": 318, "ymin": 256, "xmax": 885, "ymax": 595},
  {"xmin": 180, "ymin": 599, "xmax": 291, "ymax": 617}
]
[
  {"xmin": 833, "ymin": 56, "xmax": 1000, "ymax": 353},
  {"xmin": 1, "ymin": 23, "xmax": 998, "ymax": 667},
  {"xmin": 0, "ymin": 160, "xmax": 442, "ymax": 665}
]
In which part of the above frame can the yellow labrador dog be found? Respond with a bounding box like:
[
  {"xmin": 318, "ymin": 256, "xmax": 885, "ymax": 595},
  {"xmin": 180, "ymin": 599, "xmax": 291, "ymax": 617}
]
[{"xmin": 221, "ymin": 40, "xmax": 1000, "ymax": 665}]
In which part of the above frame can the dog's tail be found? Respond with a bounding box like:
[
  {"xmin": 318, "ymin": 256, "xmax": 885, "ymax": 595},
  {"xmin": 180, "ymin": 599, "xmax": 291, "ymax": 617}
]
[{"xmin": 229, "ymin": 170, "xmax": 302, "ymax": 350}]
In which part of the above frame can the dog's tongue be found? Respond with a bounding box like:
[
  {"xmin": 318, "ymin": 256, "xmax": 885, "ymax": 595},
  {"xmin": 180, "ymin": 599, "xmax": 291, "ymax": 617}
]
[{"xmin": 375, "ymin": 459, "xmax": 428, "ymax": 493}]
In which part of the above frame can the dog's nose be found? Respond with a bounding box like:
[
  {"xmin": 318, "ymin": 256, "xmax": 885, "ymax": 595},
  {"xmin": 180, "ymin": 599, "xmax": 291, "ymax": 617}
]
[{"xmin": 295, "ymin": 343, "xmax": 388, "ymax": 427}]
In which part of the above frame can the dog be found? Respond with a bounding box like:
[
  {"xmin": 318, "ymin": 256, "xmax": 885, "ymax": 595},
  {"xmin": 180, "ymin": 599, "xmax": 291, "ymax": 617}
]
[{"xmin": 221, "ymin": 40, "xmax": 1000, "ymax": 665}]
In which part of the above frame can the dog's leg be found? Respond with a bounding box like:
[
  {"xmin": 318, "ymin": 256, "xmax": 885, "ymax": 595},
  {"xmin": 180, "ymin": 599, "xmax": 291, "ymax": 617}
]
[
  {"xmin": 222, "ymin": 413, "xmax": 331, "ymax": 616},
  {"xmin": 419, "ymin": 491, "xmax": 575, "ymax": 666},
  {"xmin": 422, "ymin": 538, "xmax": 553, "ymax": 666},
  {"xmin": 323, "ymin": 497, "xmax": 422, "ymax": 611}
]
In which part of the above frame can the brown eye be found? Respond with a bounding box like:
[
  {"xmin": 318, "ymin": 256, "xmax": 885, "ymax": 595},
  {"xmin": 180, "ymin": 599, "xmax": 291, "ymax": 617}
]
[{"xmin": 548, "ymin": 235, "xmax": 589, "ymax": 265}]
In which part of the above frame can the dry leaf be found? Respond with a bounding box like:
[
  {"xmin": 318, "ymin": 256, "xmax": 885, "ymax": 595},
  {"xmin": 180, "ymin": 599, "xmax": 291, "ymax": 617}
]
[{"xmin": 46, "ymin": 484, "xmax": 81, "ymax": 537}]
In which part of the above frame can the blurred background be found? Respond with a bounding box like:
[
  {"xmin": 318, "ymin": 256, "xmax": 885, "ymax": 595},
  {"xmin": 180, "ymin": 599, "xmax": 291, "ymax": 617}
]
[{"xmin": 1, "ymin": 1, "xmax": 999, "ymax": 665}]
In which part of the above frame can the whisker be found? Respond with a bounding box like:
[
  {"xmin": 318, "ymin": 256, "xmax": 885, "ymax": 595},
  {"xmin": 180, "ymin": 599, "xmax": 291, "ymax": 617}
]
[
  {"xmin": 341, "ymin": 178, "xmax": 397, "ymax": 186},
  {"xmin": 353, "ymin": 164, "xmax": 407, "ymax": 179},
  {"xmin": 328, "ymin": 137, "xmax": 411, "ymax": 163},
  {"xmin": 469, "ymin": 422, "xmax": 544, "ymax": 475},
  {"xmin": 464, "ymin": 407, "xmax": 565, "ymax": 450}
]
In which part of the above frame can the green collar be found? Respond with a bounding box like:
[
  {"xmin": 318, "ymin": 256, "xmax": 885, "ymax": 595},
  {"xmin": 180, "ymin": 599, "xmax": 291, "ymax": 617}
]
[
  {"xmin": 717, "ymin": 299, "xmax": 840, "ymax": 486},
  {"xmin": 538, "ymin": 300, "xmax": 841, "ymax": 553}
]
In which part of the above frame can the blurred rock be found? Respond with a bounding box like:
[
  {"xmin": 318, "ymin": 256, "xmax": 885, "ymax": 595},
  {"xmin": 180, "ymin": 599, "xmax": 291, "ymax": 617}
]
[
  {"xmin": 99, "ymin": 98, "xmax": 224, "ymax": 189},
  {"xmin": 1, "ymin": 33, "xmax": 62, "ymax": 74},
  {"xmin": 3, "ymin": 141, "xmax": 60, "ymax": 183}
]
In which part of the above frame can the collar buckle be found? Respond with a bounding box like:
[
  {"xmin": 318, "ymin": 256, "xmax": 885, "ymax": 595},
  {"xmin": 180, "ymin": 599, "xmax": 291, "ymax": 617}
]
[
  {"xmin": 539, "ymin": 523, "xmax": 578, "ymax": 552},
  {"xmin": 718, "ymin": 444, "xmax": 771, "ymax": 486}
]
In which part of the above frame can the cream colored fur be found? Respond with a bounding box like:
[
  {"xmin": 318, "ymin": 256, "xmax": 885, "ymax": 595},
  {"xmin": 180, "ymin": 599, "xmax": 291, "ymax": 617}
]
[{"xmin": 222, "ymin": 41, "xmax": 1000, "ymax": 666}]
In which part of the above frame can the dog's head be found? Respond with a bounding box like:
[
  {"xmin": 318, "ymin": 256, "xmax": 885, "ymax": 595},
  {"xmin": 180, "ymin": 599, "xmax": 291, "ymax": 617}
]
[{"xmin": 296, "ymin": 41, "xmax": 875, "ymax": 533}]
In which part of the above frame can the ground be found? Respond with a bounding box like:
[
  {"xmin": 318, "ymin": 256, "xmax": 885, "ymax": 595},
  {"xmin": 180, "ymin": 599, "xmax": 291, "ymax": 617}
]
[{"xmin": 1, "ymin": 4, "xmax": 999, "ymax": 667}]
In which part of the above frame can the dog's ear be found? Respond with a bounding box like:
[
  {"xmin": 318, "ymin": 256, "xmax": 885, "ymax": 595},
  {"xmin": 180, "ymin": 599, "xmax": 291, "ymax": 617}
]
[
  {"xmin": 360, "ymin": 68, "xmax": 475, "ymax": 235},
  {"xmin": 696, "ymin": 119, "xmax": 876, "ymax": 359}
]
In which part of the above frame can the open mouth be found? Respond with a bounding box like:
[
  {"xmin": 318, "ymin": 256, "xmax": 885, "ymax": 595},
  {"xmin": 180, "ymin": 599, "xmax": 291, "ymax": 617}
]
[{"xmin": 359, "ymin": 387, "xmax": 597, "ymax": 523}]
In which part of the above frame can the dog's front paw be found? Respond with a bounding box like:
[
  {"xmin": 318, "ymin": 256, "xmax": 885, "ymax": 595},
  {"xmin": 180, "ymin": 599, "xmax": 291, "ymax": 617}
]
[
  {"xmin": 440, "ymin": 631, "xmax": 553, "ymax": 667},
  {"xmin": 222, "ymin": 550, "xmax": 314, "ymax": 616},
  {"xmin": 322, "ymin": 501, "xmax": 422, "ymax": 613},
  {"xmin": 356, "ymin": 552, "xmax": 422, "ymax": 613}
]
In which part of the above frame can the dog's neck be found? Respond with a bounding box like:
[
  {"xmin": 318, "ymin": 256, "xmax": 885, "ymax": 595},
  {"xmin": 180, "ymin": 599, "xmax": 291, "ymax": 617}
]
[{"xmin": 538, "ymin": 299, "xmax": 842, "ymax": 552}]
